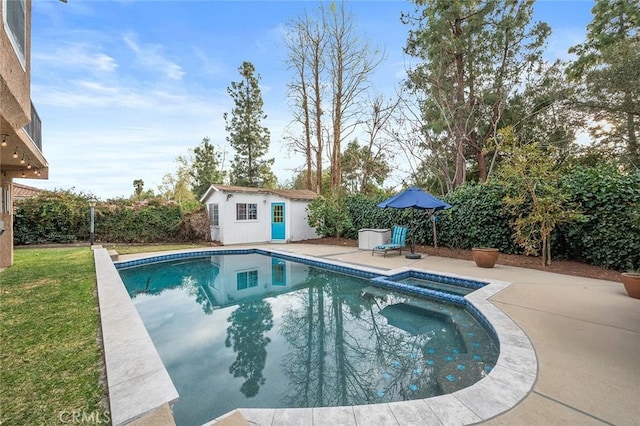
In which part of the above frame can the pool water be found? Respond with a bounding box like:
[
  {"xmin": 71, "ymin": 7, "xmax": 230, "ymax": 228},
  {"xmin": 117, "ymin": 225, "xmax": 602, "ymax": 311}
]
[{"xmin": 118, "ymin": 253, "xmax": 498, "ymax": 426}]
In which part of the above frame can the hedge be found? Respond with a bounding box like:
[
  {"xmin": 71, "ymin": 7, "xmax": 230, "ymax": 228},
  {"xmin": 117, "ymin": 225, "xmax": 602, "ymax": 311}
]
[
  {"xmin": 308, "ymin": 166, "xmax": 640, "ymax": 271},
  {"xmin": 14, "ymin": 191, "xmax": 186, "ymax": 245}
]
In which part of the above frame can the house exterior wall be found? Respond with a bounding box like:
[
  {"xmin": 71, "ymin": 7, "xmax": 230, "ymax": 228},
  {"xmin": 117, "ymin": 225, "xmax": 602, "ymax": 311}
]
[
  {"xmin": 289, "ymin": 200, "xmax": 319, "ymax": 242},
  {"xmin": 0, "ymin": 0, "xmax": 31, "ymax": 130},
  {"xmin": 0, "ymin": 176, "xmax": 13, "ymax": 267},
  {"xmin": 0, "ymin": 0, "xmax": 34, "ymax": 268}
]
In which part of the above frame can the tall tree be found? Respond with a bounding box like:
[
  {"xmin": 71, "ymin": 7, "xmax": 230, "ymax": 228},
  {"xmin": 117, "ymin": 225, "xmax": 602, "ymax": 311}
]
[
  {"xmin": 325, "ymin": 2, "xmax": 383, "ymax": 189},
  {"xmin": 285, "ymin": 11, "xmax": 326, "ymax": 193},
  {"xmin": 403, "ymin": 0, "xmax": 551, "ymax": 187},
  {"xmin": 285, "ymin": 2, "xmax": 382, "ymax": 192},
  {"xmin": 157, "ymin": 156, "xmax": 199, "ymax": 212},
  {"xmin": 487, "ymin": 62, "xmax": 581, "ymax": 178},
  {"xmin": 340, "ymin": 139, "xmax": 390, "ymax": 194},
  {"xmin": 224, "ymin": 61, "xmax": 276, "ymax": 188},
  {"xmin": 190, "ymin": 137, "xmax": 225, "ymax": 199},
  {"xmin": 356, "ymin": 94, "xmax": 401, "ymax": 193},
  {"xmin": 132, "ymin": 179, "xmax": 144, "ymax": 200},
  {"xmin": 566, "ymin": 0, "xmax": 640, "ymax": 168}
]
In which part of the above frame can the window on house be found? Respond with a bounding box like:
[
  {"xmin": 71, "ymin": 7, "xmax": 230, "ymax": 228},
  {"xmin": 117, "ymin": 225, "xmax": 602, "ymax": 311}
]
[
  {"xmin": 236, "ymin": 203, "xmax": 257, "ymax": 220},
  {"xmin": 237, "ymin": 270, "xmax": 258, "ymax": 290},
  {"xmin": 208, "ymin": 203, "xmax": 219, "ymax": 226},
  {"xmin": 3, "ymin": 0, "xmax": 26, "ymax": 69}
]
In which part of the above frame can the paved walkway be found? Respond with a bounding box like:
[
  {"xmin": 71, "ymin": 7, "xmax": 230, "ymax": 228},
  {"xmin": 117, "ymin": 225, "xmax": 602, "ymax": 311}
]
[{"xmin": 267, "ymin": 244, "xmax": 640, "ymax": 426}]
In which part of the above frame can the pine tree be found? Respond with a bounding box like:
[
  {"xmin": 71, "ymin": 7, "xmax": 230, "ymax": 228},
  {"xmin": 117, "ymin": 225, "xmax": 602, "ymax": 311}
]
[
  {"xmin": 224, "ymin": 62, "xmax": 276, "ymax": 188},
  {"xmin": 403, "ymin": 0, "xmax": 550, "ymax": 187},
  {"xmin": 566, "ymin": 0, "xmax": 640, "ymax": 168},
  {"xmin": 190, "ymin": 137, "xmax": 225, "ymax": 199}
]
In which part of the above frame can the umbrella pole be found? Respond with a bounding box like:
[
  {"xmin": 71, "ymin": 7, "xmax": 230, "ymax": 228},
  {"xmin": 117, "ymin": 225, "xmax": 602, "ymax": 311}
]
[
  {"xmin": 411, "ymin": 209, "xmax": 416, "ymax": 253},
  {"xmin": 432, "ymin": 213, "xmax": 438, "ymax": 248},
  {"xmin": 405, "ymin": 209, "xmax": 422, "ymax": 259}
]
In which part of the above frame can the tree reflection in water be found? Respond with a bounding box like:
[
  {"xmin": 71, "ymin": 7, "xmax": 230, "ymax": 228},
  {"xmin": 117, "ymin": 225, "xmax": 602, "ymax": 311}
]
[
  {"xmin": 278, "ymin": 268, "xmax": 447, "ymax": 408},
  {"xmin": 225, "ymin": 300, "xmax": 274, "ymax": 397}
]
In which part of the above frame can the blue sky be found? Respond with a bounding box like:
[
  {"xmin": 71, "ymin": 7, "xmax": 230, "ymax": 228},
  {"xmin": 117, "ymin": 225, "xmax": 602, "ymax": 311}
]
[{"xmin": 23, "ymin": 0, "xmax": 595, "ymax": 200}]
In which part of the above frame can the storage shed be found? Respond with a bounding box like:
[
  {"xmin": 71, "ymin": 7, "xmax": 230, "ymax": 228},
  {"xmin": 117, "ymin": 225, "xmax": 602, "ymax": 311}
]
[{"xmin": 200, "ymin": 185, "xmax": 320, "ymax": 245}]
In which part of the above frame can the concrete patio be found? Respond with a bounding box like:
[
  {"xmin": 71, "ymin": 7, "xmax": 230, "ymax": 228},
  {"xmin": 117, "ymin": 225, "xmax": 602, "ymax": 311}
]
[
  {"xmin": 274, "ymin": 244, "xmax": 640, "ymax": 425},
  {"xmin": 110, "ymin": 243, "xmax": 639, "ymax": 425}
]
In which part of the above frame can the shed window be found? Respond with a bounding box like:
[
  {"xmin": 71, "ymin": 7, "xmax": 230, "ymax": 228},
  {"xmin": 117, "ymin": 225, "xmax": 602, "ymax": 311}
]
[
  {"xmin": 236, "ymin": 203, "xmax": 257, "ymax": 220},
  {"xmin": 237, "ymin": 270, "xmax": 258, "ymax": 290},
  {"xmin": 208, "ymin": 203, "xmax": 219, "ymax": 226}
]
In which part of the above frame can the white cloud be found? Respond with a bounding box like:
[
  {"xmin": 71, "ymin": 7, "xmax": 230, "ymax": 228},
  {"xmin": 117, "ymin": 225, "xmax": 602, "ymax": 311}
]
[
  {"xmin": 123, "ymin": 33, "xmax": 185, "ymax": 81},
  {"xmin": 33, "ymin": 43, "xmax": 118, "ymax": 73}
]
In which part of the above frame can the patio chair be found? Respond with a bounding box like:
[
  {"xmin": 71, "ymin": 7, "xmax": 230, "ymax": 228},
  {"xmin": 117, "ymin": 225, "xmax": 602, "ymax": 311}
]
[{"xmin": 372, "ymin": 225, "xmax": 408, "ymax": 257}]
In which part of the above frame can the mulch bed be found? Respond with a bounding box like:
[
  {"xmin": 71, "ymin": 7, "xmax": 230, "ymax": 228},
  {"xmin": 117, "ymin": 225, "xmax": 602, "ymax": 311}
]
[{"xmin": 295, "ymin": 237, "xmax": 622, "ymax": 282}]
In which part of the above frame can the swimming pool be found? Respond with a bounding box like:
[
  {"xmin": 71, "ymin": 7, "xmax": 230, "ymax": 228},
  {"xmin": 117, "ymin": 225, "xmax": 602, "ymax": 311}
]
[{"xmin": 116, "ymin": 250, "xmax": 500, "ymax": 426}]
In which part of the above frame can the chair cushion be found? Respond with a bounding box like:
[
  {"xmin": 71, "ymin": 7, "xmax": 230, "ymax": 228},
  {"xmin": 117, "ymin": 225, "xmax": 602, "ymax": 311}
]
[{"xmin": 374, "ymin": 243, "xmax": 402, "ymax": 250}]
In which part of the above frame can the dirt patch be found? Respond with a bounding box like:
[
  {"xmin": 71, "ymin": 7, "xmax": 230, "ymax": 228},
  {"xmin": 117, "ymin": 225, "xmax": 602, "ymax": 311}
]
[{"xmin": 295, "ymin": 237, "xmax": 622, "ymax": 282}]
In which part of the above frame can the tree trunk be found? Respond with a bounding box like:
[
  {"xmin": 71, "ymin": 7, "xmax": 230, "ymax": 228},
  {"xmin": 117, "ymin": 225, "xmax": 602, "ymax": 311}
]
[{"xmin": 453, "ymin": 17, "xmax": 467, "ymax": 188}]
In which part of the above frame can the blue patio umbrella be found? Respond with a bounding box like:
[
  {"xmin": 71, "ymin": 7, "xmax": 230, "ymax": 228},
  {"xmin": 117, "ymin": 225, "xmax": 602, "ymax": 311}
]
[{"xmin": 378, "ymin": 187, "xmax": 451, "ymax": 256}]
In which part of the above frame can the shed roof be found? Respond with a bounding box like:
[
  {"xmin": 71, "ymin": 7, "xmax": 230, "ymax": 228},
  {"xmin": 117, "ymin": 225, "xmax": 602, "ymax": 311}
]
[{"xmin": 201, "ymin": 184, "xmax": 317, "ymax": 202}]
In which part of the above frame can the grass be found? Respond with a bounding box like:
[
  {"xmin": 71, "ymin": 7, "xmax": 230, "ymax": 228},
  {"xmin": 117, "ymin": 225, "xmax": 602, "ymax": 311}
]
[
  {"xmin": 102, "ymin": 242, "xmax": 209, "ymax": 255},
  {"xmin": 0, "ymin": 244, "xmax": 205, "ymax": 424},
  {"xmin": 0, "ymin": 248, "xmax": 106, "ymax": 425}
]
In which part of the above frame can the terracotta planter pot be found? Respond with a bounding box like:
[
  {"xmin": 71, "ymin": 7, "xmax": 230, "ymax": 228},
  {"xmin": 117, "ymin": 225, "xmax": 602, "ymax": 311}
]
[
  {"xmin": 621, "ymin": 273, "xmax": 640, "ymax": 299},
  {"xmin": 472, "ymin": 248, "xmax": 499, "ymax": 268}
]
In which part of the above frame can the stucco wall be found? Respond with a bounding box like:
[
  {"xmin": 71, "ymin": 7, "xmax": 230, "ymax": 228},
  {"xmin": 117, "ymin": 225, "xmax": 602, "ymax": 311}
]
[
  {"xmin": 0, "ymin": 0, "xmax": 31, "ymax": 129},
  {"xmin": 0, "ymin": 177, "xmax": 14, "ymax": 268}
]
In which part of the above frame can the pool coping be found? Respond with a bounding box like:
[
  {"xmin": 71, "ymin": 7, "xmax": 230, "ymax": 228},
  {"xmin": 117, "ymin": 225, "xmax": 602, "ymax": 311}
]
[
  {"xmin": 96, "ymin": 246, "xmax": 538, "ymax": 425},
  {"xmin": 94, "ymin": 247, "xmax": 179, "ymax": 425}
]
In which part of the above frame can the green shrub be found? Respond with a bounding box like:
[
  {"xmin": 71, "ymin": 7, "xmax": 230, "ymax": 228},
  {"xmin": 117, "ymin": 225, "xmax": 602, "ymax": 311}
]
[
  {"xmin": 14, "ymin": 191, "xmax": 185, "ymax": 245},
  {"xmin": 13, "ymin": 190, "xmax": 90, "ymax": 244},
  {"xmin": 557, "ymin": 165, "xmax": 640, "ymax": 270},
  {"xmin": 90, "ymin": 201, "xmax": 182, "ymax": 243},
  {"xmin": 439, "ymin": 182, "xmax": 520, "ymax": 253}
]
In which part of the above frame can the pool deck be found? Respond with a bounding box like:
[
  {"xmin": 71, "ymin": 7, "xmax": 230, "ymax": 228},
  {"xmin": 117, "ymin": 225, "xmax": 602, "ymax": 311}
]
[{"xmin": 108, "ymin": 244, "xmax": 640, "ymax": 426}]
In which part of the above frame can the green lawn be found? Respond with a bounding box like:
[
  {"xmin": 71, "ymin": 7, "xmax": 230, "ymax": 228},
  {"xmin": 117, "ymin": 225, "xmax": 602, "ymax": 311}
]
[
  {"xmin": 0, "ymin": 244, "xmax": 206, "ymax": 424},
  {"xmin": 0, "ymin": 248, "xmax": 105, "ymax": 425},
  {"xmin": 103, "ymin": 242, "xmax": 209, "ymax": 255}
]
